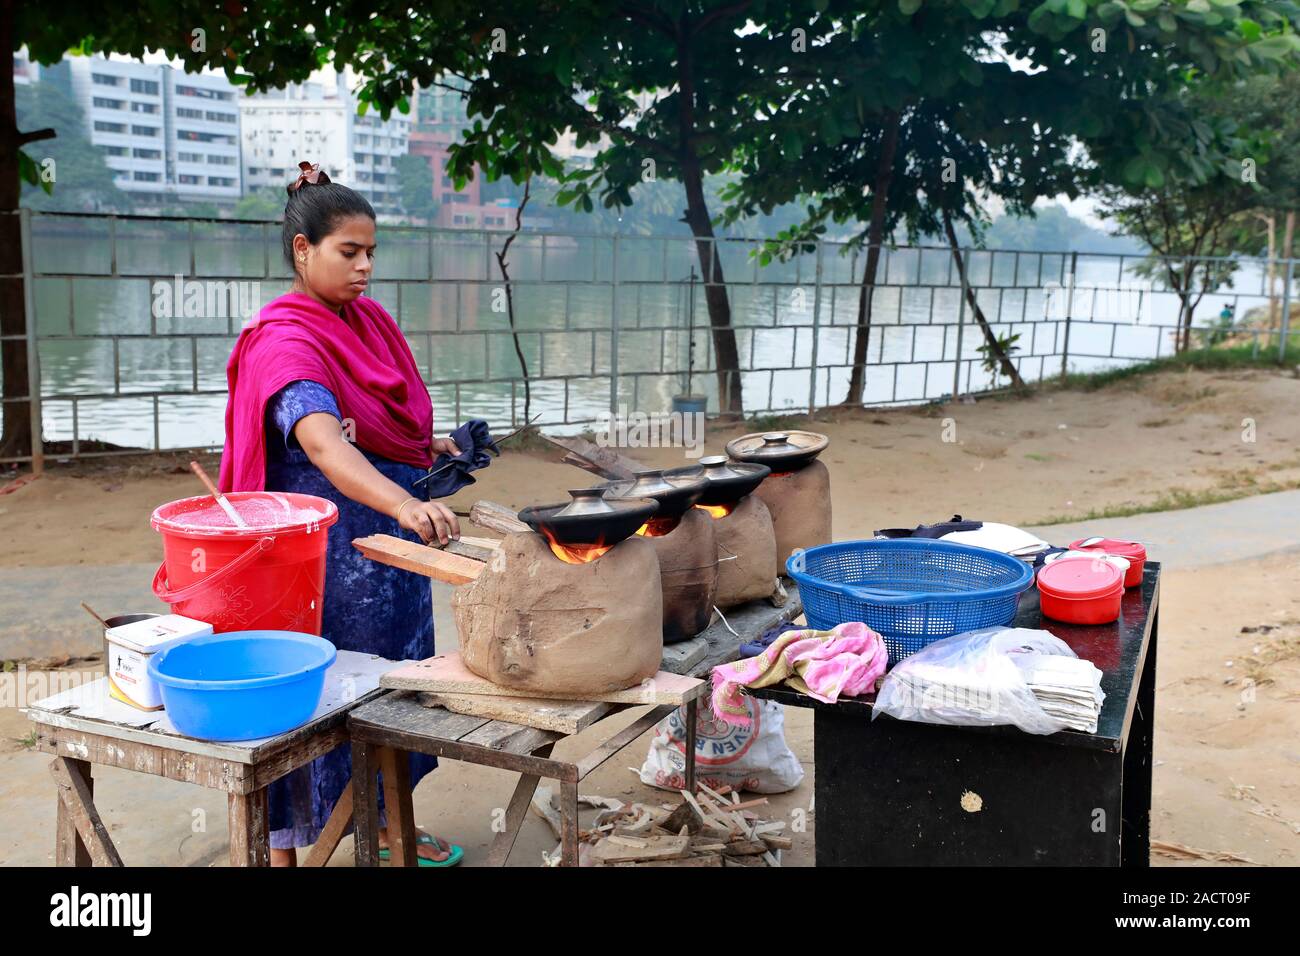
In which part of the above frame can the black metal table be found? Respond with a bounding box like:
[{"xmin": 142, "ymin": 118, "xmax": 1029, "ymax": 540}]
[{"xmin": 751, "ymin": 563, "xmax": 1160, "ymax": 866}]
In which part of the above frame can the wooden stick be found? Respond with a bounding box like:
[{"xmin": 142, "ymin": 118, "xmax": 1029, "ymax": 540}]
[
  {"xmin": 80, "ymin": 602, "xmax": 110, "ymax": 629},
  {"xmin": 189, "ymin": 460, "xmax": 247, "ymax": 528},
  {"xmin": 469, "ymin": 500, "xmax": 531, "ymax": 535}
]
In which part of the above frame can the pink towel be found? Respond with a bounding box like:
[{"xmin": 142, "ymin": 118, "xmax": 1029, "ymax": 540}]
[{"xmin": 710, "ymin": 622, "xmax": 889, "ymax": 727}]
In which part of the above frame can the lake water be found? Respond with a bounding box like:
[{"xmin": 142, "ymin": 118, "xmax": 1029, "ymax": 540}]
[{"xmin": 24, "ymin": 217, "xmax": 1278, "ymax": 454}]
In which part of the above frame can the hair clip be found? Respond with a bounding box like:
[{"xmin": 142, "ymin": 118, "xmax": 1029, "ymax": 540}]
[{"xmin": 287, "ymin": 161, "xmax": 331, "ymax": 195}]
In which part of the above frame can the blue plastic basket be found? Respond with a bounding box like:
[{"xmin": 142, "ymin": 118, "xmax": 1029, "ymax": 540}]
[
  {"xmin": 148, "ymin": 630, "xmax": 336, "ymax": 741},
  {"xmin": 786, "ymin": 539, "xmax": 1035, "ymax": 665}
]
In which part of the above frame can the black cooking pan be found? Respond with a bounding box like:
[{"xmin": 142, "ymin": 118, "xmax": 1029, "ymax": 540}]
[
  {"xmin": 598, "ymin": 468, "xmax": 707, "ymax": 523},
  {"xmin": 517, "ymin": 488, "xmax": 658, "ymax": 548},
  {"xmin": 681, "ymin": 456, "xmax": 771, "ymax": 507}
]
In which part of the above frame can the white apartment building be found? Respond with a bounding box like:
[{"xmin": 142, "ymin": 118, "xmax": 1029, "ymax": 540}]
[
  {"xmin": 240, "ymin": 70, "xmax": 410, "ymax": 213},
  {"xmin": 66, "ymin": 54, "xmax": 242, "ymax": 205}
]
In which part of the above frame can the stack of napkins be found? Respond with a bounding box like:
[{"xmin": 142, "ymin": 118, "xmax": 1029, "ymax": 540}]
[{"xmin": 1011, "ymin": 654, "xmax": 1105, "ymax": 733}]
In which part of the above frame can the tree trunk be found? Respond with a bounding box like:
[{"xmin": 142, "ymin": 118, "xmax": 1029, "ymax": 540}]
[
  {"xmin": 1256, "ymin": 212, "xmax": 1277, "ymax": 328},
  {"xmin": 1283, "ymin": 210, "xmax": 1296, "ymax": 343},
  {"xmin": 673, "ymin": 20, "xmax": 741, "ymax": 416},
  {"xmin": 942, "ymin": 211, "xmax": 1027, "ymax": 391},
  {"xmin": 494, "ymin": 177, "xmax": 532, "ymax": 425},
  {"xmin": 680, "ymin": 160, "xmax": 743, "ymax": 414},
  {"xmin": 0, "ymin": 0, "xmax": 34, "ymax": 461},
  {"xmin": 843, "ymin": 109, "xmax": 900, "ymax": 407}
]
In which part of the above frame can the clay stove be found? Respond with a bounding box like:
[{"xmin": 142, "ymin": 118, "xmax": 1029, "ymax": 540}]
[
  {"xmin": 451, "ymin": 490, "xmax": 665, "ymax": 696},
  {"xmin": 728, "ymin": 431, "xmax": 832, "ymax": 565},
  {"xmin": 600, "ymin": 468, "xmax": 718, "ymax": 644},
  {"xmin": 690, "ymin": 456, "xmax": 779, "ymax": 609}
]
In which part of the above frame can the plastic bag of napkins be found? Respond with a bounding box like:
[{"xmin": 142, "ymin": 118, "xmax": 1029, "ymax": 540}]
[{"xmin": 872, "ymin": 627, "xmax": 1103, "ymax": 735}]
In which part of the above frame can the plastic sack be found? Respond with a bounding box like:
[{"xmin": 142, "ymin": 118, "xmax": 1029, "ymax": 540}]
[
  {"xmin": 873, "ymin": 626, "xmax": 1084, "ymax": 735},
  {"xmin": 639, "ymin": 696, "xmax": 804, "ymax": 794}
]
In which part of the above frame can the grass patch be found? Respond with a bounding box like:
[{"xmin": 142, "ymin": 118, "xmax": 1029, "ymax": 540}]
[
  {"xmin": 1058, "ymin": 341, "xmax": 1300, "ymax": 392},
  {"xmin": 743, "ymin": 412, "xmax": 811, "ymax": 432},
  {"xmin": 1030, "ymin": 476, "xmax": 1300, "ymax": 525},
  {"xmin": 1024, "ymin": 452, "xmax": 1051, "ymax": 462},
  {"xmin": 17, "ymin": 730, "xmax": 36, "ymax": 750}
]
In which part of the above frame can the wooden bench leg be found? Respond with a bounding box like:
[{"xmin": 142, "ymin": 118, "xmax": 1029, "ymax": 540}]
[
  {"xmin": 227, "ymin": 789, "xmax": 270, "ymax": 867},
  {"xmin": 485, "ymin": 742, "xmax": 555, "ymax": 868},
  {"xmin": 559, "ymin": 778, "xmax": 580, "ymax": 867},
  {"xmin": 379, "ymin": 746, "xmax": 417, "ymax": 867},
  {"xmin": 685, "ymin": 698, "xmax": 698, "ymax": 793},
  {"xmin": 303, "ymin": 778, "xmax": 354, "ymax": 868},
  {"xmin": 51, "ymin": 757, "xmax": 121, "ymax": 867},
  {"xmin": 351, "ymin": 738, "xmax": 381, "ymax": 866}
]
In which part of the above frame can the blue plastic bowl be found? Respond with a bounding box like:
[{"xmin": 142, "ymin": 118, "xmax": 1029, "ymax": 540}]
[{"xmin": 148, "ymin": 630, "xmax": 337, "ymax": 741}]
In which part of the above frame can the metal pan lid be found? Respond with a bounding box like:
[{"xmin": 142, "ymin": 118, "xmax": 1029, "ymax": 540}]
[
  {"xmin": 685, "ymin": 456, "xmax": 771, "ymax": 506},
  {"xmin": 725, "ymin": 431, "xmax": 829, "ymax": 470},
  {"xmin": 518, "ymin": 488, "xmax": 659, "ymax": 548},
  {"xmin": 599, "ymin": 468, "xmax": 707, "ymax": 522}
]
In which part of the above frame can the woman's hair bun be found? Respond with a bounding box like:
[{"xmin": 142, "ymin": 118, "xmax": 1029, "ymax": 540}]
[{"xmin": 286, "ymin": 161, "xmax": 332, "ymax": 198}]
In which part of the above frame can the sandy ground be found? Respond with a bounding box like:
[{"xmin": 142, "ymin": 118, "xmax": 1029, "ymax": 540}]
[
  {"xmin": 1, "ymin": 365, "xmax": 1298, "ymax": 866},
  {"xmin": 3, "ymin": 366, "xmax": 1299, "ymax": 570}
]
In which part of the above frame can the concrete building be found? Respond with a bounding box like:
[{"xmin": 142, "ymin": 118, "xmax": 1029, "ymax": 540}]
[
  {"xmin": 65, "ymin": 54, "xmax": 242, "ymax": 206},
  {"xmin": 240, "ymin": 70, "xmax": 410, "ymax": 213}
]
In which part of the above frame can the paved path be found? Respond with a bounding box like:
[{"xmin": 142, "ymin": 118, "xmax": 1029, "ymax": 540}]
[
  {"xmin": 5, "ymin": 489, "xmax": 1298, "ymax": 660},
  {"xmin": 1027, "ymin": 488, "xmax": 1300, "ymax": 570}
]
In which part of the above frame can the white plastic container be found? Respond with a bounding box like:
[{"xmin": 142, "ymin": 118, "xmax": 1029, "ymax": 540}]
[{"xmin": 105, "ymin": 614, "xmax": 213, "ymax": 710}]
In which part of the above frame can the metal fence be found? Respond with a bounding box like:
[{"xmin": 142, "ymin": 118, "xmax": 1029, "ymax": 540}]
[{"xmin": 3, "ymin": 208, "xmax": 1296, "ymax": 466}]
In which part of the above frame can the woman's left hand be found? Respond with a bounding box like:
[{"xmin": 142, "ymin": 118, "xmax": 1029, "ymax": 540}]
[{"xmin": 431, "ymin": 436, "xmax": 461, "ymax": 457}]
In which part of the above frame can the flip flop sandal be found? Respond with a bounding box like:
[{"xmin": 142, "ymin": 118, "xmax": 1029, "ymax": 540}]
[{"xmin": 377, "ymin": 834, "xmax": 464, "ymax": 867}]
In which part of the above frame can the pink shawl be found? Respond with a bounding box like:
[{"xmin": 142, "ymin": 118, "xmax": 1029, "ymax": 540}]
[{"xmin": 219, "ymin": 292, "xmax": 433, "ymax": 492}]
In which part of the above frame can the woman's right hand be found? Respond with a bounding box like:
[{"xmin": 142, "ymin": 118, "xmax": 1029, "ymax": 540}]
[{"xmin": 397, "ymin": 500, "xmax": 461, "ymax": 546}]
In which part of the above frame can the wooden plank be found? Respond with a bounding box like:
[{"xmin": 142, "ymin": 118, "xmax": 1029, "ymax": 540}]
[
  {"xmin": 593, "ymin": 833, "xmax": 690, "ymax": 863},
  {"xmin": 36, "ymin": 729, "xmax": 252, "ymax": 793},
  {"xmin": 612, "ymin": 855, "xmax": 724, "ymax": 868},
  {"xmin": 302, "ymin": 779, "xmax": 353, "ymax": 867},
  {"xmin": 378, "ymin": 747, "xmax": 417, "ymax": 867},
  {"xmin": 575, "ymin": 704, "xmax": 676, "ymax": 780},
  {"xmin": 417, "ymin": 691, "xmax": 611, "ymax": 735},
  {"xmin": 542, "ymin": 434, "xmax": 642, "ymax": 479},
  {"xmin": 459, "ymin": 720, "xmax": 563, "ymax": 756},
  {"xmin": 469, "ymin": 500, "xmax": 530, "ymax": 535},
  {"xmin": 250, "ymin": 725, "xmax": 351, "ymax": 791},
  {"xmin": 381, "ymin": 653, "xmax": 707, "ymax": 705},
  {"xmin": 662, "ymin": 579, "xmax": 804, "ymax": 677},
  {"xmin": 54, "ymin": 757, "xmax": 93, "ymax": 867},
  {"xmin": 349, "ymin": 691, "xmax": 493, "ymax": 742},
  {"xmin": 351, "ymin": 739, "xmax": 380, "ymax": 867},
  {"xmin": 484, "ymin": 742, "xmax": 555, "ymax": 867},
  {"xmin": 49, "ymin": 757, "xmax": 122, "ymax": 867},
  {"xmin": 435, "ymin": 537, "xmax": 499, "ymax": 563},
  {"xmin": 353, "ymin": 533, "xmax": 484, "ymax": 584},
  {"xmin": 560, "ymin": 778, "xmax": 580, "ymax": 866},
  {"xmin": 227, "ymin": 789, "xmax": 270, "ymax": 867}
]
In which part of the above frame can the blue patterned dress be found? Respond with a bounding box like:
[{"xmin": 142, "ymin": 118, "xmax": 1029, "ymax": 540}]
[{"xmin": 263, "ymin": 378, "xmax": 440, "ymax": 850}]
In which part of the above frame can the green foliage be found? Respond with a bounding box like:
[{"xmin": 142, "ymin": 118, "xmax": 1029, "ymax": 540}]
[
  {"xmin": 978, "ymin": 332, "xmax": 1022, "ymax": 378},
  {"xmin": 394, "ymin": 153, "xmax": 438, "ymax": 222}
]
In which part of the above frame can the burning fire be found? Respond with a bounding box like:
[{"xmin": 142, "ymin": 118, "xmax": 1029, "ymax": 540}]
[
  {"xmin": 695, "ymin": 502, "xmax": 736, "ymax": 519},
  {"xmin": 540, "ymin": 527, "xmax": 614, "ymax": 564},
  {"xmin": 635, "ymin": 516, "xmax": 681, "ymax": 537}
]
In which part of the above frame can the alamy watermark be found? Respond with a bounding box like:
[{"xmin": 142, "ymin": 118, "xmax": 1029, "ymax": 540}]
[
  {"xmin": 595, "ymin": 404, "xmax": 706, "ymax": 458},
  {"xmin": 151, "ymin": 275, "xmax": 261, "ymax": 323}
]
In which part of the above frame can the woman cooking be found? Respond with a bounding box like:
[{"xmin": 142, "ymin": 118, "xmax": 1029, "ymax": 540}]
[{"xmin": 219, "ymin": 162, "xmax": 467, "ymax": 866}]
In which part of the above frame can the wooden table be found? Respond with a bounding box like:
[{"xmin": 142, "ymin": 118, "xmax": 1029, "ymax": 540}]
[
  {"xmin": 348, "ymin": 581, "xmax": 803, "ymax": 867},
  {"xmin": 27, "ymin": 651, "xmax": 396, "ymax": 867},
  {"xmin": 751, "ymin": 565, "xmax": 1161, "ymax": 866}
]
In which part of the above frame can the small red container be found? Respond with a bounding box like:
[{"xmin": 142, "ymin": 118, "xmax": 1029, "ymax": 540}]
[
  {"xmin": 1069, "ymin": 537, "xmax": 1146, "ymax": 588},
  {"xmin": 1037, "ymin": 557, "xmax": 1124, "ymax": 625}
]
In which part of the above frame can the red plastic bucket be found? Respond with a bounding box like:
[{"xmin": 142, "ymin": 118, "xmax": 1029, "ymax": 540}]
[{"xmin": 150, "ymin": 492, "xmax": 338, "ymax": 635}]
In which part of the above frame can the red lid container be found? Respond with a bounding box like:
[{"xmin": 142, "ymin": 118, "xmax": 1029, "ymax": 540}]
[
  {"xmin": 1068, "ymin": 537, "xmax": 1146, "ymax": 588},
  {"xmin": 1037, "ymin": 557, "xmax": 1124, "ymax": 625}
]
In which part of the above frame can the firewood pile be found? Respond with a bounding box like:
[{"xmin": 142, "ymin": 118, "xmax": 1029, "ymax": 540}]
[{"xmin": 532, "ymin": 784, "xmax": 790, "ymax": 867}]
